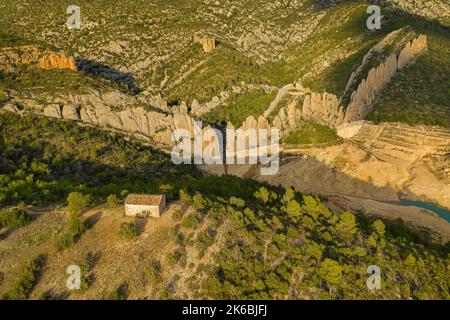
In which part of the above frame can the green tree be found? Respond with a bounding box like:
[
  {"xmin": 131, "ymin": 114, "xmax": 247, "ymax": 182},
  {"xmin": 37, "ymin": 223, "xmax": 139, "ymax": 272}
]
[
  {"xmin": 0, "ymin": 209, "xmax": 32, "ymax": 228},
  {"xmin": 179, "ymin": 189, "xmax": 191, "ymax": 205},
  {"xmin": 282, "ymin": 188, "xmax": 295, "ymax": 204},
  {"xmin": 319, "ymin": 258, "xmax": 342, "ymax": 292},
  {"xmin": 254, "ymin": 187, "xmax": 270, "ymax": 203},
  {"xmin": 373, "ymin": 219, "xmax": 385, "ymax": 237},
  {"xmin": 284, "ymin": 199, "xmax": 302, "ymax": 220},
  {"xmin": 336, "ymin": 212, "xmax": 357, "ymax": 241},
  {"xmin": 67, "ymin": 192, "xmax": 91, "ymax": 213},
  {"xmin": 229, "ymin": 197, "xmax": 245, "ymax": 208}
]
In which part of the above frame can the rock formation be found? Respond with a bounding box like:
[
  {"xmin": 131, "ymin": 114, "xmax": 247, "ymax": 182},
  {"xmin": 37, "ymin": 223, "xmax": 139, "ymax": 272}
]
[
  {"xmin": 344, "ymin": 35, "xmax": 427, "ymax": 123},
  {"xmin": 38, "ymin": 52, "xmax": 77, "ymax": 71},
  {"xmin": 231, "ymin": 34, "xmax": 428, "ymax": 139},
  {"xmin": 0, "ymin": 45, "xmax": 77, "ymax": 72},
  {"xmin": 272, "ymin": 100, "xmax": 302, "ymax": 135},
  {"xmin": 190, "ymin": 92, "xmax": 230, "ymax": 117},
  {"xmin": 194, "ymin": 36, "xmax": 216, "ymax": 53},
  {"xmin": 262, "ymin": 83, "xmax": 295, "ymax": 118},
  {"xmin": 301, "ymin": 92, "xmax": 344, "ymax": 127}
]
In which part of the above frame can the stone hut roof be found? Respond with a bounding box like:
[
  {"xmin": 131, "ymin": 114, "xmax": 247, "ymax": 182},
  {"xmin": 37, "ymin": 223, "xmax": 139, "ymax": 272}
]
[{"xmin": 125, "ymin": 194, "xmax": 164, "ymax": 206}]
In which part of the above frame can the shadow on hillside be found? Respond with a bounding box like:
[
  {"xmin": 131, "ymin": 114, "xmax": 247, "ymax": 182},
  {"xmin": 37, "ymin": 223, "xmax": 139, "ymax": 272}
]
[
  {"xmin": 0, "ymin": 228, "xmax": 14, "ymax": 241},
  {"xmin": 41, "ymin": 289, "xmax": 70, "ymax": 300},
  {"xmin": 84, "ymin": 211, "xmax": 103, "ymax": 229},
  {"xmin": 76, "ymin": 59, "xmax": 142, "ymax": 94},
  {"xmin": 135, "ymin": 217, "xmax": 148, "ymax": 235}
]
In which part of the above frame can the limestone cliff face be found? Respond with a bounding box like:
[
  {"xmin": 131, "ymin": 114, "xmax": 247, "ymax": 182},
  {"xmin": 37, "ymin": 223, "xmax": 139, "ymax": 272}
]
[
  {"xmin": 38, "ymin": 52, "xmax": 77, "ymax": 71},
  {"xmin": 344, "ymin": 35, "xmax": 427, "ymax": 122},
  {"xmin": 272, "ymin": 100, "xmax": 302, "ymax": 135},
  {"xmin": 41, "ymin": 102, "xmax": 176, "ymax": 146},
  {"xmin": 301, "ymin": 92, "xmax": 344, "ymax": 127}
]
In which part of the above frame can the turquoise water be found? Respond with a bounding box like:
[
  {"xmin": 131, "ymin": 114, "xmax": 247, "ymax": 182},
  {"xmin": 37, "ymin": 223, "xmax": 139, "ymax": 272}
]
[{"xmin": 396, "ymin": 200, "xmax": 450, "ymax": 223}]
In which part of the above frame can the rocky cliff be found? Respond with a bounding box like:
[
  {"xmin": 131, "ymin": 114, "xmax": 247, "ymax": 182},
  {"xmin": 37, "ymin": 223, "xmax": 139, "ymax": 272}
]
[
  {"xmin": 234, "ymin": 33, "xmax": 428, "ymax": 137},
  {"xmin": 344, "ymin": 35, "xmax": 427, "ymax": 122}
]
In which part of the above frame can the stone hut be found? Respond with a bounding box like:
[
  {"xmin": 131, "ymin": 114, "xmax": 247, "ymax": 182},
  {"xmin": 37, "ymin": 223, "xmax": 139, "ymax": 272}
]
[{"xmin": 124, "ymin": 194, "xmax": 166, "ymax": 218}]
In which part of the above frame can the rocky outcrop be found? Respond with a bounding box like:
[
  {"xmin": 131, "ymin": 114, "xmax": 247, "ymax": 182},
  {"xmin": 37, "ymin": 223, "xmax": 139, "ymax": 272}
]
[
  {"xmin": 43, "ymin": 104, "xmax": 62, "ymax": 118},
  {"xmin": 0, "ymin": 103, "xmax": 20, "ymax": 114},
  {"xmin": 397, "ymin": 34, "xmax": 428, "ymax": 69},
  {"xmin": 233, "ymin": 34, "xmax": 428, "ymax": 135},
  {"xmin": 0, "ymin": 45, "xmax": 77, "ymax": 72},
  {"xmin": 343, "ymin": 54, "xmax": 398, "ymax": 122},
  {"xmin": 194, "ymin": 36, "xmax": 216, "ymax": 53},
  {"xmin": 61, "ymin": 104, "xmax": 80, "ymax": 120},
  {"xmin": 302, "ymin": 92, "xmax": 344, "ymax": 127},
  {"xmin": 38, "ymin": 52, "xmax": 77, "ymax": 71},
  {"xmin": 263, "ymin": 83, "xmax": 295, "ymax": 118},
  {"xmin": 272, "ymin": 100, "xmax": 302, "ymax": 134},
  {"xmin": 190, "ymin": 91, "xmax": 231, "ymax": 117}
]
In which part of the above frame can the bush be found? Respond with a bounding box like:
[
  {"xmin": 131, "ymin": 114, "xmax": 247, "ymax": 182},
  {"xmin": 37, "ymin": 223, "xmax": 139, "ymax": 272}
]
[
  {"xmin": 105, "ymin": 283, "xmax": 128, "ymax": 300},
  {"xmin": 196, "ymin": 229, "xmax": 216, "ymax": 257},
  {"xmin": 119, "ymin": 222, "xmax": 137, "ymax": 240},
  {"xmin": 179, "ymin": 189, "xmax": 191, "ymax": 205},
  {"xmin": 0, "ymin": 209, "xmax": 32, "ymax": 228},
  {"xmin": 3, "ymin": 255, "xmax": 44, "ymax": 300},
  {"xmin": 181, "ymin": 213, "xmax": 200, "ymax": 229},
  {"xmin": 147, "ymin": 260, "xmax": 162, "ymax": 284},
  {"xmin": 67, "ymin": 192, "xmax": 92, "ymax": 213},
  {"xmin": 57, "ymin": 213, "xmax": 86, "ymax": 250},
  {"xmin": 172, "ymin": 210, "xmax": 183, "ymax": 221},
  {"xmin": 106, "ymin": 194, "xmax": 119, "ymax": 208},
  {"xmin": 229, "ymin": 197, "xmax": 245, "ymax": 208}
]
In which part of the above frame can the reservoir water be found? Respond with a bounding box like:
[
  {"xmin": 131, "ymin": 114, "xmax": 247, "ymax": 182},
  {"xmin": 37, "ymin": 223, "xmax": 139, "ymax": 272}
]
[{"xmin": 396, "ymin": 200, "xmax": 450, "ymax": 223}]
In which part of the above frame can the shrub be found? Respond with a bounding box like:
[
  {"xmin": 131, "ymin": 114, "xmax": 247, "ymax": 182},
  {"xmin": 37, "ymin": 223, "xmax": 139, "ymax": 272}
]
[
  {"xmin": 119, "ymin": 222, "xmax": 137, "ymax": 240},
  {"xmin": 172, "ymin": 210, "xmax": 183, "ymax": 221},
  {"xmin": 181, "ymin": 213, "xmax": 200, "ymax": 229},
  {"xmin": 192, "ymin": 193, "xmax": 206, "ymax": 210},
  {"xmin": 106, "ymin": 194, "xmax": 119, "ymax": 208},
  {"xmin": 0, "ymin": 209, "xmax": 32, "ymax": 228},
  {"xmin": 147, "ymin": 260, "xmax": 162, "ymax": 284},
  {"xmin": 105, "ymin": 283, "xmax": 128, "ymax": 300},
  {"xmin": 196, "ymin": 229, "xmax": 216, "ymax": 257},
  {"xmin": 57, "ymin": 233, "xmax": 74, "ymax": 250},
  {"xmin": 68, "ymin": 213, "xmax": 86, "ymax": 237},
  {"xmin": 254, "ymin": 187, "xmax": 270, "ymax": 203},
  {"xmin": 179, "ymin": 189, "xmax": 191, "ymax": 205},
  {"xmin": 229, "ymin": 197, "xmax": 245, "ymax": 208},
  {"xmin": 67, "ymin": 192, "xmax": 92, "ymax": 213},
  {"xmin": 3, "ymin": 255, "xmax": 44, "ymax": 300},
  {"xmin": 57, "ymin": 213, "xmax": 86, "ymax": 250},
  {"xmin": 120, "ymin": 190, "xmax": 130, "ymax": 199},
  {"xmin": 167, "ymin": 247, "xmax": 187, "ymax": 267}
]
